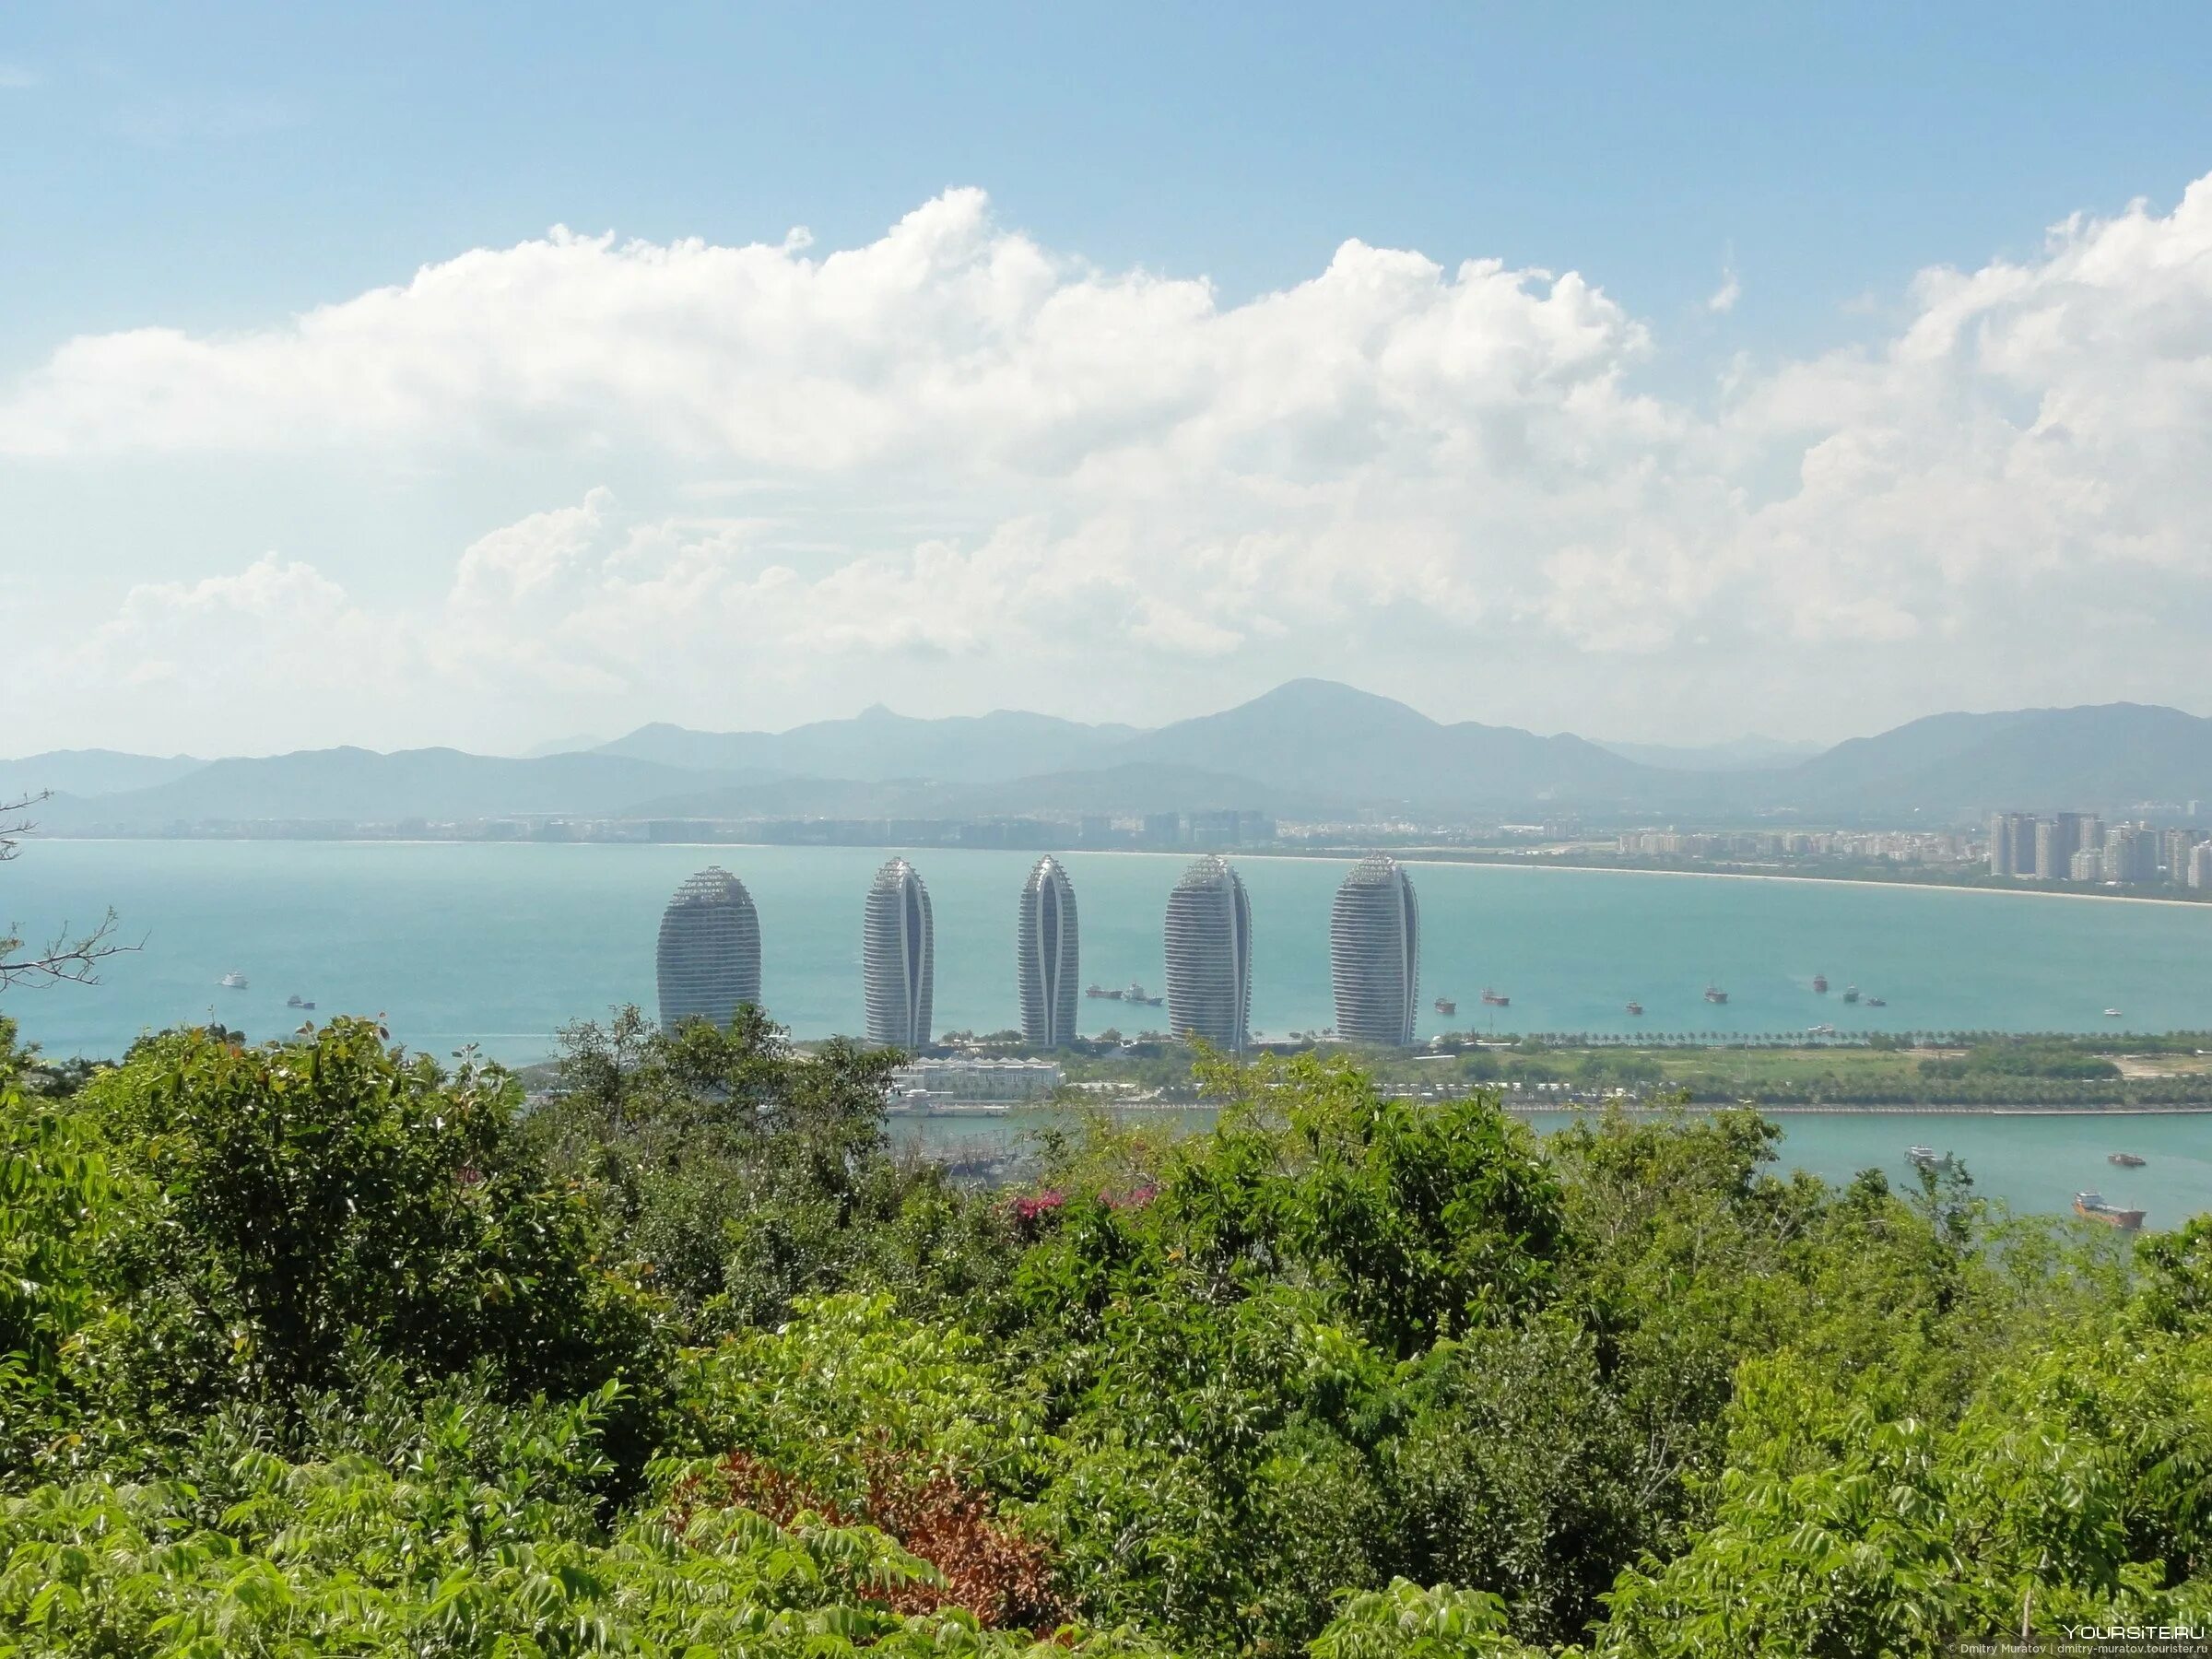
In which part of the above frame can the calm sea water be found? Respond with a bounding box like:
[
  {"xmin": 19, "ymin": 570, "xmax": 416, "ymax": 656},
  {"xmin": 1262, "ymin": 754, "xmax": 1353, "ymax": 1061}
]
[
  {"xmin": 4, "ymin": 840, "xmax": 2209, "ymax": 1219},
  {"xmin": 903, "ymin": 1107, "xmax": 2212, "ymax": 1232}
]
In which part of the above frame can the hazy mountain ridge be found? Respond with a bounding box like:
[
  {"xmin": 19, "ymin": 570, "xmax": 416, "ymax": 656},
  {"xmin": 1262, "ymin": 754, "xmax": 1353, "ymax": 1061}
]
[
  {"xmin": 597, "ymin": 705, "xmax": 1144, "ymax": 782},
  {"xmin": 1787, "ymin": 703, "xmax": 2212, "ymax": 812},
  {"xmin": 1, "ymin": 749, "xmax": 207, "ymax": 800},
  {"xmin": 627, "ymin": 761, "xmax": 1300, "ymax": 822},
  {"xmin": 29, "ymin": 747, "xmax": 768, "ymax": 829},
  {"xmin": 1594, "ymin": 735, "xmax": 1827, "ymax": 771},
  {"xmin": 18, "ymin": 688, "xmax": 2212, "ymax": 830}
]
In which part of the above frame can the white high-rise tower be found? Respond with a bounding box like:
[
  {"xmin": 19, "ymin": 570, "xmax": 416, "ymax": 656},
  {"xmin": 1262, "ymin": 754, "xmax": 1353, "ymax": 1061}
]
[
  {"xmin": 1164, "ymin": 854, "xmax": 1251, "ymax": 1053},
  {"xmin": 863, "ymin": 857, "xmax": 935, "ymax": 1048},
  {"xmin": 1329, "ymin": 855, "xmax": 1419, "ymax": 1046},
  {"xmin": 655, "ymin": 866, "xmax": 762, "ymax": 1030},
  {"xmin": 1018, "ymin": 855, "xmax": 1080, "ymax": 1049}
]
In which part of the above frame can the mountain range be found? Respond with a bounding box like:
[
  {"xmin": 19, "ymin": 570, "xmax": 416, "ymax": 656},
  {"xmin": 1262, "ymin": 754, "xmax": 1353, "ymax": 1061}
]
[{"xmin": 8, "ymin": 683, "xmax": 2211, "ymax": 831}]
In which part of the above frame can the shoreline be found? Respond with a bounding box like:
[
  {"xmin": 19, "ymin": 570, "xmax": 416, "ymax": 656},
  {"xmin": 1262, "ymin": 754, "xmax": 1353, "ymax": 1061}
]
[
  {"xmin": 903, "ymin": 1101, "xmax": 2212, "ymax": 1120},
  {"xmin": 1289, "ymin": 850, "xmax": 2212, "ymax": 912},
  {"xmin": 41, "ymin": 833, "xmax": 2212, "ymax": 912}
]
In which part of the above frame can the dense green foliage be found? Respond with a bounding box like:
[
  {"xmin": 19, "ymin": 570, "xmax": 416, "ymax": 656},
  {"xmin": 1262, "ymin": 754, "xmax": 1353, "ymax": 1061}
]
[
  {"xmin": 1062, "ymin": 1031, "xmax": 2212, "ymax": 1109},
  {"xmin": 0, "ymin": 1006, "xmax": 2206, "ymax": 1656}
]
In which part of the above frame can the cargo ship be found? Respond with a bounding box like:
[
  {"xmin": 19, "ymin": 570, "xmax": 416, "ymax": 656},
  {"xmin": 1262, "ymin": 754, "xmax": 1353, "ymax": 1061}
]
[
  {"xmin": 1433, "ymin": 996, "xmax": 1457, "ymax": 1016},
  {"xmin": 1841, "ymin": 984, "xmax": 1860, "ymax": 1004},
  {"xmin": 1624, "ymin": 1001, "xmax": 1643, "ymax": 1017},
  {"xmin": 1703, "ymin": 983, "xmax": 1728, "ymax": 1004},
  {"xmin": 2074, "ymin": 1191, "xmax": 2146, "ymax": 1230},
  {"xmin": 1811, "ymin": 973, "xmax": 1828, "ymax": 994},
  {"xmin": 1481, "ymin": 988, "xmax": 1511, "ymax": 1007}
]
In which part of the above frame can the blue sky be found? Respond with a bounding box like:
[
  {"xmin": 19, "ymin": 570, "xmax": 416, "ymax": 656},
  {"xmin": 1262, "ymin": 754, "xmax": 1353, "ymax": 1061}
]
[
  {"xmin": 9, "ymin": 3, "xmax": 2208, "ymax": 363},
  {"xmin": 6, "ymin": 3, "xmax": 2212, "ymax": 753}
]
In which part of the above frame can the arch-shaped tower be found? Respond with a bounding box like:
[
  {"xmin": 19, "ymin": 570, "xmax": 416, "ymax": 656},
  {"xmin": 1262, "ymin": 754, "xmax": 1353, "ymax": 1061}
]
[
  {"xmin": 655, "ymin": 865, "xmax": 762, "ymax": 1030},
  {"xmin": 863, "ymin": 857, "xmax": 935, "ymax": 1048},
  {"xmin": 1017, "ymin": 854, "xmax": 1080, "ymax": 1049},
  {"xmin": 1164, "ymin": 853, "xmax": 1251, "ymax": 1053},
  {"xmin": 1329, "ymin": 854, "xmax": 1419, "ymax": 1046}
]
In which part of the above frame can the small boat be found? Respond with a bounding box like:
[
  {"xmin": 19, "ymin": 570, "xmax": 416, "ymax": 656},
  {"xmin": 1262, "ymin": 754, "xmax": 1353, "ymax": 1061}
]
[
  {"xmin": 1908, "ymin": 1146, "xmax": 1958, "ymax": 1173},
  {"xmin": 2109, "ymin": 1152, "xmax": 2147, "ymax": 1168},
  {"xmin": 218, "ymin": 971, "xmax": 249, "ymax": 990},
  {"xmin": 1704, "ymin": 984, "xmax": 1728, "ymax": 1004},
  {"xmin": 1433, "ymin": 996, "xmax": 1457, "ymax": 1016},
  {"xmin": 2075, "ymin": 1191, "xmax": 2146, "ymax": 1230},
  {"xmin": 1865, "ymin": 996, "xmax": 1887, "ymax": 1007},
  {"xmin": 1841, "ymin": 985, "xmax": 1860, "ymax": 1004},
  {"xmin": 1624, "ymin": 1001, "xmax": 1643, "ymax": 1017},
  {"xmin": 1811, "ymin": 973, "xmax": 1828, "ymax": 994},
  {"xmin": 1807, "ymin": 1023, "xmax": 1836, "ymax": 1037},
  {"xmin": 284, "ymin": 993, "xmax": 318, "ymax": 1010},
  {"xmin": 1481, "ymin": 988, "xmax": 1511, "ymax": 1007},
  {"xmin": 2105, "ymin": 1008, "xmax": 2124, "ymax": 1018}
]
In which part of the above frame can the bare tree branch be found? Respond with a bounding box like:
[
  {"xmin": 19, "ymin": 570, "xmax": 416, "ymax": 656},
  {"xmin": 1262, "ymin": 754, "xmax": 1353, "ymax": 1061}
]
[{"xmin": 1, "ymin": 791, "xmax": 139, "ymax": 989}]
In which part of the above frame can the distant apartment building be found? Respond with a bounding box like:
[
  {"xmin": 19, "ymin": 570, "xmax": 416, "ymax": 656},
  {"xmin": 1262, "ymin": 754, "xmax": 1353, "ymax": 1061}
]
[
  {"xmin": 1164, "ymin": 854, "xmax": 1252, "ymax": 1053},
  {"xmin": 862, "ymin": 857, "xmax": 935, "ymax": 1047},
  {"xmin": 1988, "ymin": 812, "xmax": 2036, "ymax": 876},
  {"xmin": 888, "ymin": 1058, "xmax": 1063, "ymax": 1111},
  {"xmin": 2190, "ymin": 841, "xmax": 2212, "ymax": 889},
  {"xmin": 2033, "ymin": 819, "xmax": 2062, "ymax": 879},
  {"xmin": 655, "ymin": 866, "xmax": 762, "ymax": 1030},
  {"xmin": 2070, "ymin": 848, "xmax": 2103, "ymax": 882},
  {"xmin": 2030, "ymin": 811, "xmax": 2099, "ymax": 878},
  {"xmin": 2103, "ymin": 825, "xmax": 2159, "ymax": 884},
  {"xmin": 1016, "ymin": 854, "xmax": 1080, "ymax": 1049},
  {"xmin": 1329, "ymin": 854, "xmax": 1421, "ymax": 1047},
  {"xmin": 2161, "ymin": 827, "xmax": 2201, "ymax": 881}
]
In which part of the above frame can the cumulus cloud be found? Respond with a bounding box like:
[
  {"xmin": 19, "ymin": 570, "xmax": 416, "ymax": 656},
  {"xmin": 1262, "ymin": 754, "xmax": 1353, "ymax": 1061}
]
[{"xmin": 14, "ymin": 177, "xmax": 2212, "ymax": 747}]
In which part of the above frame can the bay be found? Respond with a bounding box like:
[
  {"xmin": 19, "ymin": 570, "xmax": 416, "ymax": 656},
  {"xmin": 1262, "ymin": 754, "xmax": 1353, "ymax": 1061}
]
[{"xmin": 4, "ymin": 839, "xmax": 2209, "ymax": 1220}]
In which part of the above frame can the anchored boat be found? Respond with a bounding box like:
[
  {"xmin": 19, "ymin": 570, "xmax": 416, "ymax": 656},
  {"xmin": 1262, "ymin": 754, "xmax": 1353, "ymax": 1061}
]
[{"xmin": 2075, "ymin": 1191, "xmax": 2146, "ymax": 1230}]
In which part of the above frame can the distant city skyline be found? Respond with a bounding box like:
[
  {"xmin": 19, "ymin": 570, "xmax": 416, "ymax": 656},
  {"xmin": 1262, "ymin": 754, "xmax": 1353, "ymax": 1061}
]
[{"xmin": 7, "ymin": 7, "xmax": 2212, "ymax": 756}]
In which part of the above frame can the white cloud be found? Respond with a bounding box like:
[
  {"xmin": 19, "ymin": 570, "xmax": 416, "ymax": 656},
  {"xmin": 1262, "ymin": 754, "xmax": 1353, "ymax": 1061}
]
[
  {"xmin": 1707, "ymin": 260, "xmax": 1740, "ymax": 313},
  {"xmin": 14, "ymin": 177, "xmax": 2212, "ymax": 747}
]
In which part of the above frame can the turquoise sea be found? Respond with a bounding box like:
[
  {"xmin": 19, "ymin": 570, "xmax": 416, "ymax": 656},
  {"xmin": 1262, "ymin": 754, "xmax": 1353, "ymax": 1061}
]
[
  {"xmin": 902, "ymin": 1108, "xmax": 2211, "ymax": 1237},
  {"xmin": 5, "ymin": 840, "xmax": 2209, "ymax": 1220}
]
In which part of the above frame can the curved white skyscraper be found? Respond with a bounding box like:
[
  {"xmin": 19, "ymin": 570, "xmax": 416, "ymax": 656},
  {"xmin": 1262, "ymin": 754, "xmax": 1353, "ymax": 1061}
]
[
  {"xmin": 1164, "ymin": 853, "xmax": 1251, "ymax": 1053},
  {"xmin": 1329, "ymin": 854, "xmax": 1419, "ymax": 1046},
  {"xmin": 655, "ymin": 866, "xmax": 762, "ymax": 1030},
  {"xmin": 1017, "ymin": 855, "xmax": 1079, "ymax": 1049},
  {"xmin": 863, "ymin": 857, "xmax": 934, "ymax": 1048}
]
